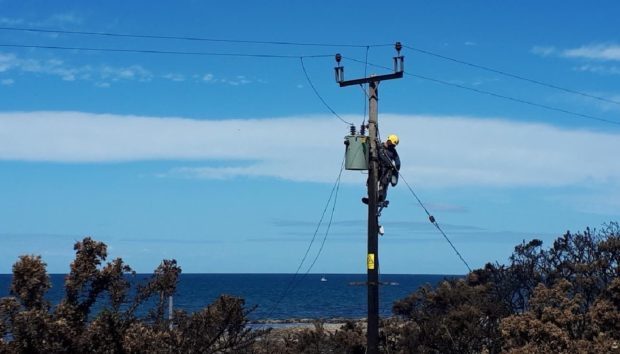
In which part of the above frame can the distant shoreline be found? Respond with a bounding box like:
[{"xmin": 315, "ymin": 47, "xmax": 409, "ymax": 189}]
[{"xmin": 252, "ymin": 317, "xmax": 365, "ymax": 325}]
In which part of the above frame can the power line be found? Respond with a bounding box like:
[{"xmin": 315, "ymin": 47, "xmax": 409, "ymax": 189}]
[
  {"xmin": 361, "ymin": 46, "xmax": 370, "ymax": 128},
  {"xmin": 397, "ymin": 171, "xmax": 472, "ymax": 273},
  {"xmin": 1, "ymin": 42, "xmax": 354, "ymax": 127},
  {"xmin": 264, "ymin": 157, "xmax": 345, "ymax": 319},
  {"xmin": 298, "ymin": 160, "xmax": 343, "ymax": 277},
  {"xmin": 403, "ymin": 44, "xmax": 620, "ymax": 106},
  {"xmin": 6, "ymin": 26, "xmax": 616, "ymax": 113},
  {"xmin": 408, "ymin": 72, "xmax": 620, "ymax": 126},
  {"xmin": 9, "ymin": 41, "xmax": 615, "ymax": 127},
  {"xmin": 0, "ymin": 26, "xmax": 392, "ymax": 48},
  {"xmin": 300, "ymin": 57, "xmax": 353, "ymax": 125},
  {"xmin": 0, "ymin": 43, "xmax": 332, "ymax": 59},
  {"xmin": 344, "ymin": 56, "xmax": 620, "ymax": 126},
  {"xmin": 8, "ymin": 25, "xmax": 613, "ymax": 107}
]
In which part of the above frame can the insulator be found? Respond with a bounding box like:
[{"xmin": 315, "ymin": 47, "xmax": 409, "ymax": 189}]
[
  {"xmin": 394, "ymin": 56, "xmax": 404, "ymax": 73},
  {"xmin": 360, "ymin": 124, "xmax": 366, "ymax": 136},
  {"xmin": 350, "ymin": 124, "xmax": 356, "ymax": 135},
  {"xmin": 334, "ymin": 66, "xmax": 344, "ymax": 83}
]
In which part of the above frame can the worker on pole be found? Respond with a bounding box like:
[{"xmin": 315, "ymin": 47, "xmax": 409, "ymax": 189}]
[{"xmin": 363, "ymin": 134, "xmax": 400, "ymax": 208}]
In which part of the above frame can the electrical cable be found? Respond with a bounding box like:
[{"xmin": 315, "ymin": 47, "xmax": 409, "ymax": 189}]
[
  {"xmin": 361, "ymin": 46, "xmax": 370, "ymax": 128},
  {"xmin": 0, "ymin": 43, "xmax": 332, "ymax": 59},
  {"xmin": 403, "ymin": 44, "xmax": 620, "ymax": 106},
  {"xmin": 396, "ymin": 170, "xmax": 472, "ymax": 273},
  {"xmin": 344, "ymin": 56, "xmax": 620, "ymax": 126},
  {"xmin": 300, "ymin": 57, "xmax": 353, "ymax": 125},
  {"xmin": 378, "ymin": 144, "xmax": 471, "ymax": 272},
  {"xmin": 0, "ymin": 25, "xmax": 393, "ymax": 48},
  {"xmin": 5, "ymin": 26, "xmax": 617, "ymax": 111},
  {"xmin": 298, "ymin": 159, "xmax": 343, "ymax": 278},
  {"xmin": 263, "ymin": 156, "xmax": 345, "ymax": 319},
  {"xmin": 2, "ymin": 44, "xmax": 349, "ymax": 127},
  {"xmin": 18, "ymin": 41, "xmax": 615, "ymax": 126},
  {"xmin": 406, "ymin": 72, "xmax": 620, "ymax": 126}
]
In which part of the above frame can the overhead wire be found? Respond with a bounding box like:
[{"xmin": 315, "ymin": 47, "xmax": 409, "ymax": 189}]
[
  {"xmin": 0, "ymin": 25, "xmax": 393, "ymax": 48},
  {"xmin": 300, "ymin": 57, "xmax": 353, "ymax": 125},
  {"xmin": 343, "ymin": 56, "xmax": 620, "ymax": 126},
  {"xmin": 403, "ymin": 44, "xmax": 620, "ymax": 106},
  {"xmin": 263, "ymin": 156, "xmax": 345, "ymax": 319},
  {"xmin": 0, "ymin": 43, "xmax": 354, "ymax": 127},
  {"xmin": 3, "ymin": 26, "xmax": 618, "ymax": 119},
  {"xmin": 396, "ymin": 171, "xmax": 472, "ymax": 273},
  {"xmin": 377, "ymin": 148, "xmax": 471, "ymax": 272},
  {"xmin": 361, "ymin": 45, "xmax": 370, "ymax": 128},
  {"xmin": 298, "ymin": 158, "xmax": 343, "ymax": 278},
  {"xmin": 6, "ymin": 40, "xmax": 614, "ymax": 126},
  {"xmin": 0, "ymin": 43, "xmax": 332, "ymax": 59}
]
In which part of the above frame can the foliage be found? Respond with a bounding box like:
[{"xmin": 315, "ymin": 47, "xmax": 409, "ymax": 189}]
[
  {"xmin": 388, "ymin": 222, "xmax": 620, "ymax": 354},
  {"xmin": 0, "ymin": 237, "xmax": 262, "ymax": 353},
  {"xmin": 1, "ymin": 223, "xmax": 619, "ymax": 353}
]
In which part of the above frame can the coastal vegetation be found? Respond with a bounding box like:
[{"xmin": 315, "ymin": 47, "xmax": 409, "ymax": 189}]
[{"xmin": 1, "ymin": 223, "xmax": 618, "ymax": 353}]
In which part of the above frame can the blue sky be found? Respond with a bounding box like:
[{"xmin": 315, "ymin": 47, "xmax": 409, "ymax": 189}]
[{"xmin": 1, "ymin": 1, "xmax": 619, "ymax": 274}]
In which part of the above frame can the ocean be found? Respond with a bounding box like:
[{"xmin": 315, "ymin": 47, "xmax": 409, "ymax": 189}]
[{"xmin": 0, "ymin": 273, "xmax": 456, "ymax": 322}]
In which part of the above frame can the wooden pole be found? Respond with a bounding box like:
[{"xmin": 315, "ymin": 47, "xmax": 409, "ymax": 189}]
[{"xmin": 366, "ymin": 80, "xmax": 380, "ymax": 354}]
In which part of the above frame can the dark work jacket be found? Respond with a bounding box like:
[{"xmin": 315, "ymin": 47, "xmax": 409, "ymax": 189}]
[{"xmin": 379, "ymin": 145, "xmax": 400, "ymax": 171}]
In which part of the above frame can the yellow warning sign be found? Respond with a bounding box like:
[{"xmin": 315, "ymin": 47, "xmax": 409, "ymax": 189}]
[{"xmin": 367, "ymin": 253, "xmax": 375, "ymax": 270}]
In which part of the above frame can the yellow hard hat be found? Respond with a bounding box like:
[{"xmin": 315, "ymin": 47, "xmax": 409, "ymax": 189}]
[{"xmin": 387, "ymin": 134, "xmax": 399, "ymax": 146}]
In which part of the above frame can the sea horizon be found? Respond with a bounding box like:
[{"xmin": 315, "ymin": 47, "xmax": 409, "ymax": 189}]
[{"xmin": 1, "ymin": 273, "xmax": 458, "ymax": 321}]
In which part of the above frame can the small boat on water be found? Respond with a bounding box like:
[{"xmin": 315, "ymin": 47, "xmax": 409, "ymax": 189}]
[{"xmin": 320, "ymin": 276, "xmax": 327, "ymax": 282}]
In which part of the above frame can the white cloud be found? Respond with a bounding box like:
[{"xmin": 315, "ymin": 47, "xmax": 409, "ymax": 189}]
[
  {"xmin": 100, "ymin": 65, "xmax": 152, "ymax": 82},
  {"xmin": 0, "ymin": 53, "xmax": 17, "ymax": 72},
  {"xmin": 46, "ymin": 13, "xmax": 83, "ymax": 25},
  {"xmin": 201, "ymin": 73, "xmax": 252, "ymax": 85},
  {"xmin": 233, "ymin": 75, "xmax": 251, "ymax": 85},
  {"xmin": 1, "ymin": 52, "xmax": 251, "ymax": 85},
  {"xmin": 562, "ymin": 43, "xmax": 620, "ymax": 61},
  {"xmin": 464, "ymin": 41, "xmax": 477, "ymax": 46},
  {"xmin": 163, "ymin": 73, "xmax": 185, "ymax": 82},
  {"xmin": 0, "ymin": 52, "xmax": 152, "ymax": 84},
  {"xmin": 1, "ymin": 112, "xmax": 620, "ymax": 188},
  {"xmin": 573, "ymin": 64, "xmax": 620, "ymax": 76},
  {"xmin": 531, "ymin": 46, "xmax": 556, "ymax": 57},
  {"xmin": 533, "ymin": 43, "xmax": 620, "ymax": 78},
  {"xmin": 0, "ymin": 13, "xmax": 82, "ymax": 27},
  {"xmin": 1, "ymin": 78, "xmax": 14, "ymax": 85},
  {"xmin": 0, "ymin": 17, "xmax": 24, "ymax": 25}
]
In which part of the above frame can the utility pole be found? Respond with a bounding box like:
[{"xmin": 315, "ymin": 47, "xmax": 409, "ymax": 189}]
[{"xmin": 335, "ymin": 43, "xmax": 404, "ymax": 354}]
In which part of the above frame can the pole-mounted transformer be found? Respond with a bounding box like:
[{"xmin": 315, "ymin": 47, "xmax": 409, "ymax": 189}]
[{"xmin": 344, "ymin": 124, "xmax": 369, "ymax": 170}]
